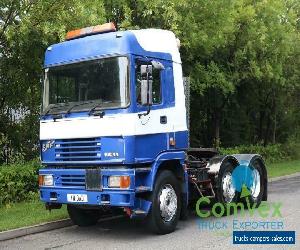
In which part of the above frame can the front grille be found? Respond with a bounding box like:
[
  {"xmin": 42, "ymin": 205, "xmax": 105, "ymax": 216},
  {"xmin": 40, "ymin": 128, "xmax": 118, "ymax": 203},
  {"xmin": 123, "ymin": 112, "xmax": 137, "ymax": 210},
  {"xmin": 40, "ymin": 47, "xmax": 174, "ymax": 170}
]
[
  {"xmin": 61, "ymin": 174, "xmax": 85, "ymax": 187},
  {"xmin": 55, "ymin": 138, "xmax": 101, "ymax": 162}
]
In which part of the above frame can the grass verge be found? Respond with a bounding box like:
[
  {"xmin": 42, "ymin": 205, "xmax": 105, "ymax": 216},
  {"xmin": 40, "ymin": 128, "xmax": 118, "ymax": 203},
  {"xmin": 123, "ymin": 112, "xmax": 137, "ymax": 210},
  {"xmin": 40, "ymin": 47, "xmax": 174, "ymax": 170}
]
[
  {"xmin": 266, "ymin": 159, "xmax": 300, "ymax": 178},
  {"xmin": 0, "ymin": 200, "xmax": 68, "ymax": 232}
]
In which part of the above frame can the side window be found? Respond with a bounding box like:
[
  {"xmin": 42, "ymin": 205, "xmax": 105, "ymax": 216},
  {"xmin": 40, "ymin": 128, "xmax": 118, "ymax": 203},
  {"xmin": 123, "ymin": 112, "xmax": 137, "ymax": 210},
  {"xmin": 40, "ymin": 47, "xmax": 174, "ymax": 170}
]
[{"xmin": 136, "ymin": 63, "xmax": 162, "ymax": 105}]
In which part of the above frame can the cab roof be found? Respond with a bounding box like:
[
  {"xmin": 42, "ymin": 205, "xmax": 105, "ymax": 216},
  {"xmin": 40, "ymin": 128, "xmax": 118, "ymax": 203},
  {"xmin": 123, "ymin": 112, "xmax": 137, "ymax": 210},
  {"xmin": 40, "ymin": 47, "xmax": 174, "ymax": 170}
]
[{"xmin": 44, "ymin": 29, "xmax": 181, "ymax": 68}]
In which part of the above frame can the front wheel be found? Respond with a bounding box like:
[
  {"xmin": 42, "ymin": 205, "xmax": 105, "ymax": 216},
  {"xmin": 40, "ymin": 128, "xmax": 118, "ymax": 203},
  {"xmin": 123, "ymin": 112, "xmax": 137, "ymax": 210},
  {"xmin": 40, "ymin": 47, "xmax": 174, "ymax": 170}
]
[
  {"xmin": 146, "ymin": 170, "xmax": 181, "ymax": 234},
  {"xmin": 67, "ymin": 205, "xmax": 101, "ymax": 226}
]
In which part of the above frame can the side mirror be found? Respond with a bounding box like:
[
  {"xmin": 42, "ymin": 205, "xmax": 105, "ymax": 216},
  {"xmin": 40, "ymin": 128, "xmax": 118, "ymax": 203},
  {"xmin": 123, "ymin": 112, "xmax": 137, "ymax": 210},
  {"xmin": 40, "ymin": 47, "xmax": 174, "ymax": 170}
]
[
  {"xmin": 140, "ymin": 65, "xmax": 153, "ymax": 106},
  {"xmin": 151, "ymin": 60, "xmax": 165, "ymax": 70}
]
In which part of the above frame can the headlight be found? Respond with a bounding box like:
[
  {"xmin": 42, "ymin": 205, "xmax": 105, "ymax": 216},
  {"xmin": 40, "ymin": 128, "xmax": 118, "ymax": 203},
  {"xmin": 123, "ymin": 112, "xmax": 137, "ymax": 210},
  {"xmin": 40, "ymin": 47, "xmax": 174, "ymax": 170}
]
[
  {"xmin": 39, "ymin": 175, "xmax": 54, "ymax": 186},
  {"xmin": 108, "ymin": 176, "xmax": 130, "ymax": 188}
]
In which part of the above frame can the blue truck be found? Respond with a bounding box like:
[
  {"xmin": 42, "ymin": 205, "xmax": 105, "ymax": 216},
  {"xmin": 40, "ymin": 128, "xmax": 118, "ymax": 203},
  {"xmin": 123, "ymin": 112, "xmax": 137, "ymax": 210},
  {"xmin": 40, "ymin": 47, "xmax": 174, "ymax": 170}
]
[{"xmin": 39, "ymin": 23, "xmax": 267, "ymax": 234}]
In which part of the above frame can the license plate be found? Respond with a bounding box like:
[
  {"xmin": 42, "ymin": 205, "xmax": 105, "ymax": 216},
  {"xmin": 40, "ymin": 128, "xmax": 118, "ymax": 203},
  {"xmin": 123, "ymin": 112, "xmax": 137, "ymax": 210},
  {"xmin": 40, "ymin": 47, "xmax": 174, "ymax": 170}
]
[{"xmin": 67, "ymin": 194, "xmax": 88, "ymax": 203}]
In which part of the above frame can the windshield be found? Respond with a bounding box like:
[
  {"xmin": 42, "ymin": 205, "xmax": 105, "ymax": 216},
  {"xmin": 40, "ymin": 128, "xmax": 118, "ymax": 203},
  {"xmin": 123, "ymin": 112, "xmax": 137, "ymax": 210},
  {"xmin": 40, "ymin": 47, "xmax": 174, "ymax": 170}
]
[{"xmin": 43, "ymin": 56, "xmax": 129, "ymax": 114}]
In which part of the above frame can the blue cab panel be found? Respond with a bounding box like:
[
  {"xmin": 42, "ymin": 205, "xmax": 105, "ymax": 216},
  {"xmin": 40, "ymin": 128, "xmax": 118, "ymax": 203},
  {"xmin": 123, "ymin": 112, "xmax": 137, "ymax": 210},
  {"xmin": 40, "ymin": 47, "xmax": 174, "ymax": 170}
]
[{"xmin": 41, "ymin": 131, "xmax": 188, "ymax": 165}]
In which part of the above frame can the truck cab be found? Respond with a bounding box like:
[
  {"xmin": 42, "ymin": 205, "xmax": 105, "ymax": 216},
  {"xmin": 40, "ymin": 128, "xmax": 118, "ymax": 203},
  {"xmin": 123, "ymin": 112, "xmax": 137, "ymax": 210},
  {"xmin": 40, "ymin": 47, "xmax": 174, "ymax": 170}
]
[{"xmin": 39, "ymin": 23, "xmax": 267, "ymax": 234}]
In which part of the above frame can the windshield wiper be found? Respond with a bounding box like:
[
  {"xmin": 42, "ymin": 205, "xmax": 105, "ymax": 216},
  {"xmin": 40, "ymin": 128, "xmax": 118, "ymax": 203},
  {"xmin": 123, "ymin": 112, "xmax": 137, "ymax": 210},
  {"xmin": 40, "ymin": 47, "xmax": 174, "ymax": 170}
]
[
  {"xmin": 88, "ymin": 104, "xmax": 102, "ymax": 116},
  {"xmin": 89, "ymin": 101, "xmax": 121, "ymax": 116},
  {"xmin": 43, "ymin": 103, "xmax": 69, "ymax": 116},
  {"xmin": 66, "ymin": 101, "xmax": 95, "ymax": 114},
  {"xmin": 88, "ymin": 102, "xmax": 109, "ymax": 116}
]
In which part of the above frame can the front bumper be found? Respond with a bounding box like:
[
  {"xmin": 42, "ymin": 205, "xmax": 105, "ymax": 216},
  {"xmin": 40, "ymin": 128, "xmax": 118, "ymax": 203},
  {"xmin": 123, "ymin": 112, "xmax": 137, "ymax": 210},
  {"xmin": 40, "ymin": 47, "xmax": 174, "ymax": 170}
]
[{"xmin": 39, "ymin": 168, "xmax": 136, "ymax": 207}]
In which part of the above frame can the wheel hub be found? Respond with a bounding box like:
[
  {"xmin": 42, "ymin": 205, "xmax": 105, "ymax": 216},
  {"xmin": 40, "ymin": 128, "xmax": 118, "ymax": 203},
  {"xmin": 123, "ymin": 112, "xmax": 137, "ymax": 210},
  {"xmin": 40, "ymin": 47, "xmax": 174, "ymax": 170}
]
[
  {"xmin": 159, "ymin": 184, "xmax": 177, "ymax": 222},
  {"xmin": 222, "ymin": 173, "xmax": 236, "ymax": 203}
]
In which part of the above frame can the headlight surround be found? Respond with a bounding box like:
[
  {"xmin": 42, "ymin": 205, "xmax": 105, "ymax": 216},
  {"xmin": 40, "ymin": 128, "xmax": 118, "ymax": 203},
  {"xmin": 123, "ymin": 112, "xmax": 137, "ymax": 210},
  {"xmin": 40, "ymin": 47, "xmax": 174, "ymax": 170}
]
[
  {"xmin": 108, "ymin": 176, "xmax": 130, "ymax": 188},
  {"xmin": 39, "ymin": 174, "xmax": 54, "ymax": 186}
]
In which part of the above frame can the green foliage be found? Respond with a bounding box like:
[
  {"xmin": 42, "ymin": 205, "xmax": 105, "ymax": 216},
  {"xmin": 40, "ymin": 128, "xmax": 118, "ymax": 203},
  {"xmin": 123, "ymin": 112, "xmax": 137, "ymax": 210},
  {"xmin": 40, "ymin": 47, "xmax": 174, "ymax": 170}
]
[
  {"xmin": 0, "ymin": 160, "xmax": 40, "ymax": 206},
  {"xmin": 267, "ymin": 159, "xmax": 300, "ymax": 178},
  {"xmin": 0, "ymin": 201, "xmax": 68, "ymax": 232},
  {"xmin": 0, "ymin": 1, "xmax": 107, "ymax": 164},
  {"xmin": 0, "ymin": 0, "xmax": 299, "ymax": 162},
  {"xmin": 184, "ymin": 0, "xmax": 300, "ymax": 147},
  {"xmin": 220, "ymin": 143, "xmax": 300, "ymax": 163}
]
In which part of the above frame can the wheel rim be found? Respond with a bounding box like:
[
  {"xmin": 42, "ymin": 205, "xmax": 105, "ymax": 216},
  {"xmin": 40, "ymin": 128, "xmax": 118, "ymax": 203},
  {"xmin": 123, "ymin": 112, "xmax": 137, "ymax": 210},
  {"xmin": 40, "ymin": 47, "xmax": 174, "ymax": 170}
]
[
  {"xmin": 222, "ymin": 172, "xmax": 236, "ymax": 203},
  {"xmin": 159, "ymin": 184, "xmax": 177, "ymax": 222},
  {"xmin": 250, "ymin": 168, "xmax": 261, "ymax": 199}
]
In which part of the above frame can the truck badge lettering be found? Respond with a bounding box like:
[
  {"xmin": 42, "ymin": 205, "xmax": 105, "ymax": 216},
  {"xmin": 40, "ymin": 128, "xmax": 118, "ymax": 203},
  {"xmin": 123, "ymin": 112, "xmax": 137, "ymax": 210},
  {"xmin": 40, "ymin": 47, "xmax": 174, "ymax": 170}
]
[
  {"xmin": 42, "ymin": 140, "xmax": 55, "ymax": 152},
  {"xmin": 104, "ymin": 152, "xmax": 119, "ymax": 157}
]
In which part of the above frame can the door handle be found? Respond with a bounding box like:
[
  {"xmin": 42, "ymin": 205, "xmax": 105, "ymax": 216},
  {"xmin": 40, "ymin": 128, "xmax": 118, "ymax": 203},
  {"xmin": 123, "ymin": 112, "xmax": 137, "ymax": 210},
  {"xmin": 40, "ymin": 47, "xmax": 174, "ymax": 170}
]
[{"xmin": 160, "ymin": 116, "xmax": 167, "ymax": 124}]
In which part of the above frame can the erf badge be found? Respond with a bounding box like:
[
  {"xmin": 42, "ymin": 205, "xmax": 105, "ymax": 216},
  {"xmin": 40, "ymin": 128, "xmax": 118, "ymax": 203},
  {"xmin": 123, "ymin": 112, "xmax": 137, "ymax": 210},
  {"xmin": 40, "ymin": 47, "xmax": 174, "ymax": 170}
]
[{"xmin": 42, "ymin": 140, "xmax": 55, "ymax": 152}]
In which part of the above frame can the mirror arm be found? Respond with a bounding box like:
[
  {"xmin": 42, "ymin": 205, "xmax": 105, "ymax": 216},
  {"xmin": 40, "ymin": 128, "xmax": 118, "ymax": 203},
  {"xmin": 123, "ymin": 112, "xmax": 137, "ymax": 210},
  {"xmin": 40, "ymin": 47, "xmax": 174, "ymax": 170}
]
[{"xmin": 138, "ymin": 104, "xmax": 151, "ymax": 118}]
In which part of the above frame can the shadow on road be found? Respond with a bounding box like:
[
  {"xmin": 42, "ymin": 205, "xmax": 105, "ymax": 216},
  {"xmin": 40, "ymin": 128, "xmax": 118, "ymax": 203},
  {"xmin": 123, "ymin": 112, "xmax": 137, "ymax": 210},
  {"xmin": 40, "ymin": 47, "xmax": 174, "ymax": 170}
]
[{"xmin": 62, "ymin": 211, "xmax": 200, "ymax": 241}]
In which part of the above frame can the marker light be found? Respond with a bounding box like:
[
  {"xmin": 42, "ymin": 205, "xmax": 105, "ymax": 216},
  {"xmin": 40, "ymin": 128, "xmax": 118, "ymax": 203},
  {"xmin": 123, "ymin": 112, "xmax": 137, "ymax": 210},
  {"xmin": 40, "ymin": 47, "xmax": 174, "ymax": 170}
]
[
  {"xmin": 39, "ymin": 175, "xmax": 54, "ymax": 186},
  {"xmin": 66, "ymin": 22, "xmax": 116, "ymax": 40},
  {"xmin": 108, "ymin": 176, "xmax": 130, "ymax": 189}
]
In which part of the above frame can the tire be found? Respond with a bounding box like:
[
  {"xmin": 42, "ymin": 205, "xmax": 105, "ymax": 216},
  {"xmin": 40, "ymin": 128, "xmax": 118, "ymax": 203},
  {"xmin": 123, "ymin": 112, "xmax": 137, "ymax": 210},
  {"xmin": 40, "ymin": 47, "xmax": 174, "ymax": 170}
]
[
  {"xmin": 67, "ymin": 205, "xmax": 101, "ymax": 227},
  {"xmin": 215, "ymin": 160, "xmax": 265, "ymax": 215},
  {"xmin": 243, "ymin": 160, "xmax": 264, "ymax": 207},
  {"xmin": 215, "ymin": 161, "xmax": 239, "ymax": 215},
  {"xmin": 146, "ymin": 170, "xmax": 181, "ymax": 234}
]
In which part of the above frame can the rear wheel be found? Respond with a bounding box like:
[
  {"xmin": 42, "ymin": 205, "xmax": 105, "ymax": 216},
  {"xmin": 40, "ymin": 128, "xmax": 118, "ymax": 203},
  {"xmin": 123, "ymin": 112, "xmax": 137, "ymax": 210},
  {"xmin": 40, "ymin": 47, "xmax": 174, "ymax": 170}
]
[
  {"xmin": 215, "ymin": 162, "xmax": 239, "ymax": 215},
  {"xmin": 216, "ymin": 160, "xmax": 265, "ymax": 213},
  {"xmin": 244, "ymin": 160, "xmax": 264, "ymax": 207},
  {"xmin": 67, "ymin": 205, "xmax": 101, "ymax": 226},
  {"xmin": 147, "ymin": 170, "xmax": 181, "ymax": 234}
]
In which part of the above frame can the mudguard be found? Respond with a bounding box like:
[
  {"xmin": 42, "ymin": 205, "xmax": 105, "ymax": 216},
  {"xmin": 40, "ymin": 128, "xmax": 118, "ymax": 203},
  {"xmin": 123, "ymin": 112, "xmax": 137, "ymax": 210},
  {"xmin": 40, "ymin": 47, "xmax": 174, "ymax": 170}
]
[
  {"xmin": 233, "ymin": 154, "xmax": 268, "ymax": 201},
  {"xmin": 207, "ymin": 155, "xmax": 239, "ymax": 175}
]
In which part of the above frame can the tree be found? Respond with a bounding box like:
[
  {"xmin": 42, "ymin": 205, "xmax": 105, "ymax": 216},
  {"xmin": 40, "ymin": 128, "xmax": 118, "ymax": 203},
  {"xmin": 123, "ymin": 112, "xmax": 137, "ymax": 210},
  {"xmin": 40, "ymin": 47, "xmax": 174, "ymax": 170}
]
[
  {"xmin": 0, "ymin": 0, "xmax": 299, "ymax": 163},
  {"xmin": 0, "ymin": 0, "xmax": 106, "ymax": 163},
  {"xmin": 174, "ymin": 0, "xmax": 300, "ymax": 147}
]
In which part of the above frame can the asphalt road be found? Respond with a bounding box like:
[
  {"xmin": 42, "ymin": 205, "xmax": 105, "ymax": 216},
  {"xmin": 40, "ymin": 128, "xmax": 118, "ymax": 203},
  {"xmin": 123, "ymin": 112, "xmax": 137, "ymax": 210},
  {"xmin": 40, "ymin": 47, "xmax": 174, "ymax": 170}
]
[{"xmin": 1, "ymin": 177, "xmax": 299, "ymax": 250}]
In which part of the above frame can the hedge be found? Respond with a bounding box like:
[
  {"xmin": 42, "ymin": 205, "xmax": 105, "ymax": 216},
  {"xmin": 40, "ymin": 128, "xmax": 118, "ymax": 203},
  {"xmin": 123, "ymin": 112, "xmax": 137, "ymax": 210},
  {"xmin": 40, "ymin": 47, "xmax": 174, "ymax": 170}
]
[
  {"xmin": 220, "ymin": 142, "xmax": 300, "ymax": 163},
  {"xmin": 0, "ymin": 160, "xmax": 40, "ymax": 206}
]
